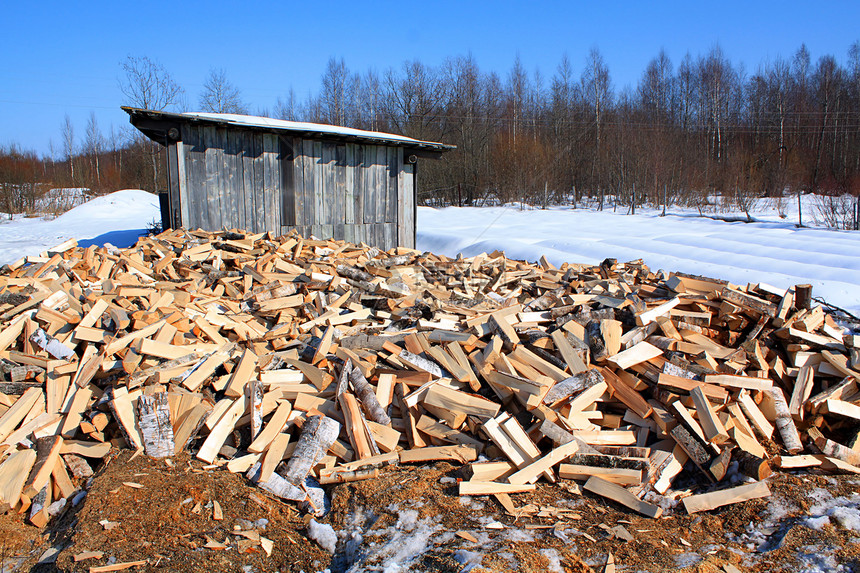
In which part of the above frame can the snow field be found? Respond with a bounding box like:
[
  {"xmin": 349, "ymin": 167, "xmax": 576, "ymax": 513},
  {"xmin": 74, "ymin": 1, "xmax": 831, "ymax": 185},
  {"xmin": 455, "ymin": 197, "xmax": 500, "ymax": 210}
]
[{"xmin": 418, "ymin": 203, "xmax": 860, "ymax": 316}]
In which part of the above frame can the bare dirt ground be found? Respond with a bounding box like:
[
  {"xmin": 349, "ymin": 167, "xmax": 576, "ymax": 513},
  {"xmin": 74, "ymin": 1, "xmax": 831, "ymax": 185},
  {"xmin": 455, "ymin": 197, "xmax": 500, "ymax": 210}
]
[{"xmin": 1, "ymin": 451, "xmax": 858, "ymax": 572}]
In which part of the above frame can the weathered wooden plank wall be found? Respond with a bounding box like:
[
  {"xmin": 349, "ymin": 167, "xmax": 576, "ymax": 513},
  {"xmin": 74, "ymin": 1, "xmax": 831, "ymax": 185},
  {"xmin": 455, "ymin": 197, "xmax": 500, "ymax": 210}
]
[{"xmin": 173, "ymin": 127, "xmax": 415, "ymax": 249}]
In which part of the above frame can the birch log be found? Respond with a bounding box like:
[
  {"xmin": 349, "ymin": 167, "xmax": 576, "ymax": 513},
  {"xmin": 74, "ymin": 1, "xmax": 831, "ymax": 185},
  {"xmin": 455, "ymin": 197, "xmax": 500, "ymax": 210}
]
[
  {"xmin": 137, "ymin": 392, "xmax": 174, "ymax": 458},
  {"xmin": 543, "ymin": 369, "xmax": 604, "ymax": 406},
  {"xmin": 246, "ymin": 461, "xmax": 305, "ymax": 501},
  {"xmin": 768, "ymin": 387, "xmax": 803, "ymax": 454},
  {"xmin": 29, "ymin": 328, "xmax": 74, "ymax": 360},
  {"xmin": 282, "ymin": 415, "xmax": 341, "ymax": 487},
  {"xmin": 348, "ymin": 366, "xmax": 391, "ymax": 425},
  {"xmin": 249, "ymin": 378, "xmax": 264, "ymax": 440}
]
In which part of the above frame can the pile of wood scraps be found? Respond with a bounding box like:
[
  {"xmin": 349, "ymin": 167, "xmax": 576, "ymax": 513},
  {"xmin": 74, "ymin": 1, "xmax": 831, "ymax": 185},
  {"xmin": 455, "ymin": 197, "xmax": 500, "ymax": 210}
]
[{"xmin": 0, "ymin": 228, "xmax": 857, "ymax": 530}]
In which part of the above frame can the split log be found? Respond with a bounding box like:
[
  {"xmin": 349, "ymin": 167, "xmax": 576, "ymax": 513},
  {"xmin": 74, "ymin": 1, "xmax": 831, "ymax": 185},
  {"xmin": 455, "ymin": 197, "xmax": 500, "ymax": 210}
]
[
  {"xmin": 583, "ymin": 476, "xmax": 662, "ymax": 518},
  {"xmin": 565, "ymin": 454, "xmax": 648, "ymax": 472},
  {"xmin": 28, "ymin": 486, "xmax": 49, "ymax": 527},
  {"xmin": 23, "ymin": 435, "xmax": 64, "ymax": 499},
  {"xmin": 173, "ymin": 402, "xmax": 212, "ymax": 455},
  {"xmin": 682, "ymin": 481, "xmax": 771, "ymax": 514},
  {"xmin": 319, "ymin": 468, "xmax": 380, "ymax": 484},
  {"xmin": 399, "ymin": 445, "xmax": 478, "ymax": 464},
  {"xmin": 249, "ymin": 378, "xmax": 264, "ymax": 440},
  {"xmin": 246, "ymin": 461, "xmax": 305, "ymax": 501},
  {"xmin": 708, "ymin": 447, "xmax": 733, "ymax": 481},
  {"xmin": 507, "ymin": 439, "xmax": 579, "ymax": 485},
  {"xmin": 811, "ymin": 430, "xmax": 860, "ymax": 466},
  {"xmin": 794, "ymin": 284, "xmax": 812, "ymax": 311},
  {"xmin": 62, "ymin": 454, "xmax": 93, "ymax": 479},
  {"xmin": 0, "ymin": 449, "xmax": 37, "ymax": 507},
  {"xmin": 196, "ymin": 394, "xmax": 247, "ymax": 464},
  {"xmin": 734, "ymin": 449, "xmax": 772, "ymax": 480},
  {"xmin": 669, "ymin": 425, "xmax": 712, "ymax": 468},
  {"xmin": 558, "ymin": 465, "xmax": 643, "ymax": 485},
  {"xmin": 336, "ymin": 264, "xmax": 373, "ymax": 283},
  {"xmin": 107, "ymin": 388, "xmax": 143, "ymax": 451},
  {"xmin": 585, "ymin": 321, "xmax": 607, "ymax": 361},
  {"xmin": 459, "ymin": 481, "xmax": 535, "ymax": 495}
]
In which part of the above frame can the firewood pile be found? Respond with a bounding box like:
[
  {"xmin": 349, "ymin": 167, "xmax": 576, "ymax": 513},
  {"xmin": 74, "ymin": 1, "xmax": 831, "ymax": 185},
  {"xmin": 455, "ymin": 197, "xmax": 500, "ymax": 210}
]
[{"xmin": 0, "ymin": 228, "xmax": 858, "ymax": 528}]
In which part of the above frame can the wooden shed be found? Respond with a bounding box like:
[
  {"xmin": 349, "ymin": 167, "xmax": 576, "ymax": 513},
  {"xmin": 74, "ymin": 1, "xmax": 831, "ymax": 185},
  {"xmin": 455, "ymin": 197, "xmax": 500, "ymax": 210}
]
[{"xmin": 123, "ymin": 107, "xmax": 453, "ymax": 249}]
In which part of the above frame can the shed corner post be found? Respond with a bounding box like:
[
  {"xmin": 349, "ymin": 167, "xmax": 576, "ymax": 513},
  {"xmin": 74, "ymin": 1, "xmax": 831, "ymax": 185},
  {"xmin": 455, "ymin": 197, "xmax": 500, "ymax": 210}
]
[{"xmin": 413, "ymin": 159, "xmax": 418, "ymax": 250}]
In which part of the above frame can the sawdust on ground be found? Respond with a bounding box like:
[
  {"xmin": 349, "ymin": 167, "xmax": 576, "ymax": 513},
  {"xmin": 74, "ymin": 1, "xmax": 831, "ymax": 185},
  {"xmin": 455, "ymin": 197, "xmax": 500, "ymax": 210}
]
[{"xmin": 0, "ymin": 453, "xmax": 858, "ymax": 572}]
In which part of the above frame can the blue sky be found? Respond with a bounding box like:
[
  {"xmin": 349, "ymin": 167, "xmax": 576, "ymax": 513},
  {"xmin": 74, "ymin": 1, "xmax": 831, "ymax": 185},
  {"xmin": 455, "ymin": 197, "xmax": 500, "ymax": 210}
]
[{"xmin": 2, "ymin": 1, "xmax": 858, "ymax": 154}]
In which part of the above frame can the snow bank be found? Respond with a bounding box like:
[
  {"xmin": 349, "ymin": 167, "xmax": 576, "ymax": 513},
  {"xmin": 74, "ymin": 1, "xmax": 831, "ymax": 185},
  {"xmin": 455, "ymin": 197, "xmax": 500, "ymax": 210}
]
[{"xmin": 0, "ymin": 189, "xmax": 159, "ymax": 265}]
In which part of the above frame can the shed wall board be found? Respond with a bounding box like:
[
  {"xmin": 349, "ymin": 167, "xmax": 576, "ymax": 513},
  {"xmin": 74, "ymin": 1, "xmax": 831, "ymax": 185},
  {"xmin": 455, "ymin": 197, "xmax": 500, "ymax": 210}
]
[
  {"xmin": 240, "ymin": 131, "xmax": 256, "ymax": 233},
  {"xmin": 175, "ymin": 140, "xmax": 190, "ymax": 228},
  {"xmin": 251, "ymin": 133, "xmax": 265, "ymax": 233}
]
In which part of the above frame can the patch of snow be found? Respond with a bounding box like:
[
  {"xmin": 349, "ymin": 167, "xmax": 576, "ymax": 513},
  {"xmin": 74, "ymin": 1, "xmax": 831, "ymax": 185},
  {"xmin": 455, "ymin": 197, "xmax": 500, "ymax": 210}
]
[
  {"xmin": 503, "ymin": 527, "xmax": 534, "ymax": 543},
  {"xmin": 346, "ymin": 516, "xmax": 441, "ymax": 573},
  {"xmin": 765, "ymin": 496, "xmax": 799, "ymax": 523},
  {"xmin": 454, "ymin": 549, "xmax": 484, "ymax": 572},
  {"xmin": 804, "ymin": 493, "xmax": 860, "ymax": 531},
  {"xmin": 796, "ymin": 544, "xmax": 851, "ymax": 573},
  {"xmin": 395, "ymin": 509, "xmax": 420, "ymax": 530},
  {"xmin": 457, "ymin": 496, "xmax": 484, "ymax": 510},
  {"xmin": 674, "ymin": 552, "xmax": 702, "ymax": 568},
  {"xmin": 308, "ymin": 519, "xmax": 337, "ymax": 554},
  {"xmin": 539, "ymin": 548, "xmax": 564, "ymax": 573},
  {"xmin": 178, "ymin": 111, "xmax": 446, "ymax": 147},
  {"xmin": 468, "ymin": 530, "xmax": 493, "ymax": 545},
  {"xmin": 727, "ymin": 495, "xmax": 798, "ymax": 551},
  {"xmin": 496, "ymin": 552, "xmax": 516, "ymax": 568},
  {"xmin": 806, "ymin": 516, "xmax": 831, "ymax": 530}
]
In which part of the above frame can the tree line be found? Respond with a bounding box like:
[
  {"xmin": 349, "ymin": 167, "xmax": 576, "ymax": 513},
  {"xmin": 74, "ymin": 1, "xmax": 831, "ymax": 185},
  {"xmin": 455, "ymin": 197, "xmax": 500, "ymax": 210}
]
[{"xmin": 2, "ymin": 43, "xmax": 859, "ymax": 224}]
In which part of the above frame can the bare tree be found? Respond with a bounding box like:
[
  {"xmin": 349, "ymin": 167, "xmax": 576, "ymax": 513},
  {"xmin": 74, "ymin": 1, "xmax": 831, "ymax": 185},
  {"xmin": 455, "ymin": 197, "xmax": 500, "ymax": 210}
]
[
  {"xmin": 119, "ymin": 56, "xmax": 184, "ymax": 192},
  {"xmin": 357, "ymin": 69, "xmax": 384, "ymax": 131},
  {"xmin": 275, "ymin": 88, "xmax": 299, "ymax": 121},
  {"xmin": 320, "ymin": 57, "xmax": 357, "ymax": 126},
  {"xmin": 199, "ymin": 68, "xmax": 248, "ymax": 114},
  {"xmin": 119, "ymin": 55, "xmax": 184, "ymax": 111},
  {"xmin": 581, "ymin": 47, "xmax": 612, "ymax": 202},
  {"xmin": 384, "ymin": 60, "xmax": 446, "ymax": 140},
  {"xmin": 640, "ymin": 50, "xmax": 674, "ymax": 121},
  {"xmin": 61, "ymin": 115, "xmax": 76, "ymax": 184},
  {"xmin": 84, "ymin": 112, "xmax": 103, "ymax": 190}
]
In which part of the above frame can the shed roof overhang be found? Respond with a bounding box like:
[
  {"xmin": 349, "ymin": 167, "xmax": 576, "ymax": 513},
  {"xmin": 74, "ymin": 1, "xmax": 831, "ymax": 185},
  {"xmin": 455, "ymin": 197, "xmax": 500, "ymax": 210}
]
[{"xmin": 122, "ymin": 107, "xmax": 455, "ymax": 159}]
